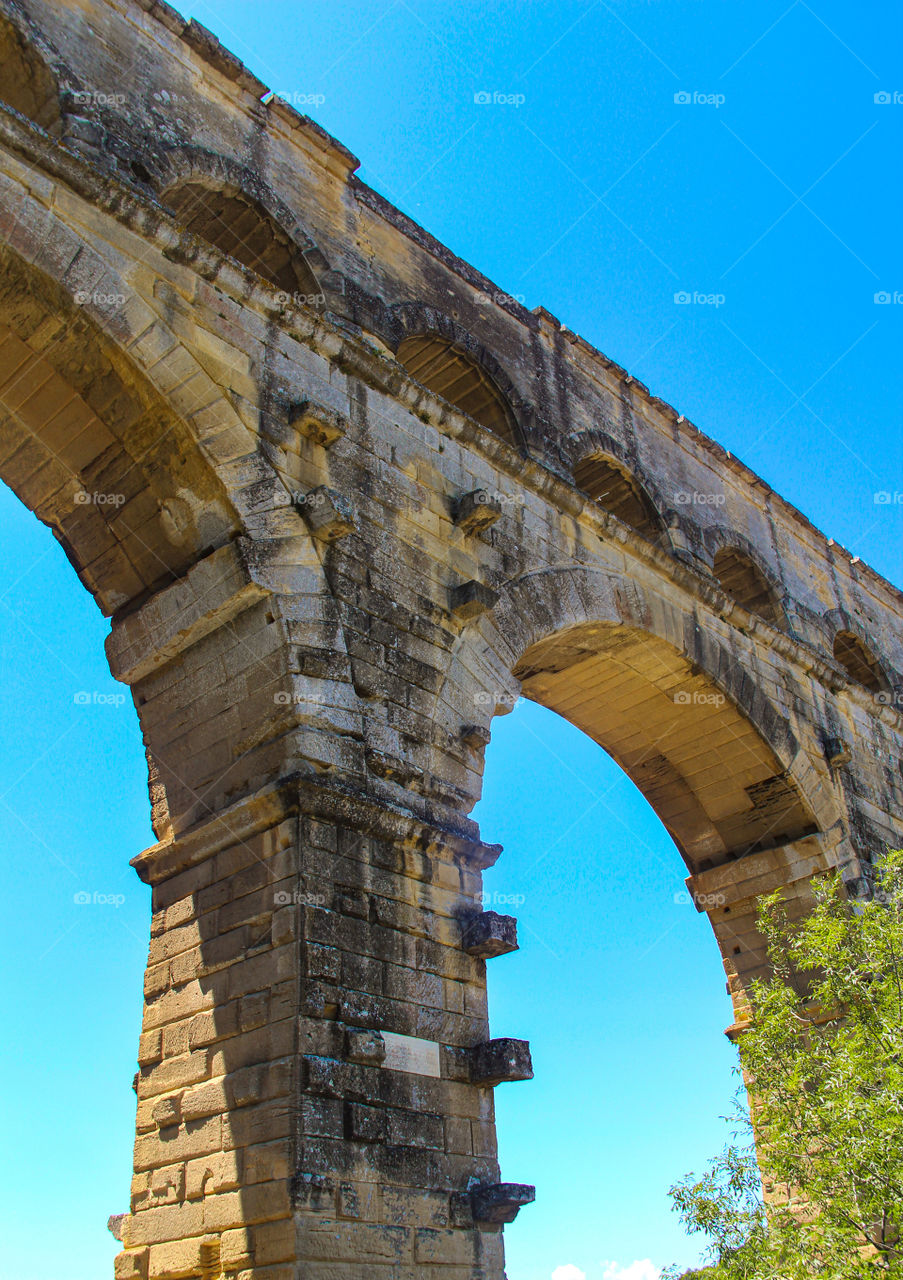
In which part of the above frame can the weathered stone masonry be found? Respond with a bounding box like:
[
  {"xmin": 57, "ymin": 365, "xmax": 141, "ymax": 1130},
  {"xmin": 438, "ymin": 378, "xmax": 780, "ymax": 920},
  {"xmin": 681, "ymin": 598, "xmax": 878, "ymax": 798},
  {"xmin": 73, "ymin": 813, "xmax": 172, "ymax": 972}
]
[{"xmin": 1, "ymin": 1, "xmax": 902, "ymax": 1276}]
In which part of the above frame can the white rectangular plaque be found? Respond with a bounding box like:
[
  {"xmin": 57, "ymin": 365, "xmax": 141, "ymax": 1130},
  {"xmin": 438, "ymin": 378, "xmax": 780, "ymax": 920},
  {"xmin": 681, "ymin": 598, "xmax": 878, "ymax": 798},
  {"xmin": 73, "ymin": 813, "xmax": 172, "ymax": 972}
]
[{"xmin": 380, "ymin": 1031, "xmax": 441, "ymax": 1078}]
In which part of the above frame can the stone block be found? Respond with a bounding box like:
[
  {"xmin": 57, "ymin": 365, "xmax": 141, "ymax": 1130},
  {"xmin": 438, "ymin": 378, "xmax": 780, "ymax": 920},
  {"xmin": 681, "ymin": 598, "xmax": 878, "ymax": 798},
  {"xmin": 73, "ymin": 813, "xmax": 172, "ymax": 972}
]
[
  {"xmin": 113, "ymin": 1250, "xmax": 148, "ymax": 1280},
  {"xmin": 471, "ymin": 1182, "xmax": 535, "ymax": 1224},
  {"xmin": 469, "ymin": 1038, "xmax": 533, "ymax": 1086},
  {"xmin": 289, "ymin": 399, "xmax": 348, "ymax": 447},
  {"xmin": 347, "ymin": 1102, "xmax": 387, "ymax": 1143},
  {"xmin": 345, "ymin": 1027, "xmax": 386, "ymax": 1066},
  {"xmin": 151, "ymin": 1095, "xmax": 181, "ymax": 1129},
  {"xmin": 824, "ymin": 735, "xmax": 852, "ymax": 765},
  {"xmin": 460, "ymin": 723, "xmax": 492, "ymax": 750},
  {"xmin": 294, "ymin": 486, "xmax": 355, "ymax": 541},
  {"xmin": 460, "ymin": 911, "xmax": 519, "ymax": 958},
  {"xmin": 449, "ymin": 579, "xmax": 499, "ymax": 620},
  {"xmin": 454, "ymin": 488, "xmax": 503, "ymax": 535}
]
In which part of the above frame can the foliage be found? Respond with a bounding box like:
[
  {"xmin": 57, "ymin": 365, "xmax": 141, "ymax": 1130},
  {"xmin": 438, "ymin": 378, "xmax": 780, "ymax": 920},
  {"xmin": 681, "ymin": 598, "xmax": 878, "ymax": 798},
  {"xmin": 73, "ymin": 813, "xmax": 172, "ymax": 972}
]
[{"xmin": 666, "ymin": 850, "xmax": 903, "ymax": 1279}]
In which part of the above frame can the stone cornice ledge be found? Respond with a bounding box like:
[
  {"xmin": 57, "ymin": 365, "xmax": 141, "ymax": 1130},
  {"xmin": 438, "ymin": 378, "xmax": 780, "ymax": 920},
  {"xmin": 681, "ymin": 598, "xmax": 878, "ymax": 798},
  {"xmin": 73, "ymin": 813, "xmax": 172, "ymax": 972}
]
[
  {"xmin": 131, "ymin": 772, "xmax": 502, "ymax": 885},
  {"xmin": 686, "ymin": 824, "xmax": 847, "ymax": 910},
  {"xmin": 106, "ymin": 539, "xmax": 269, "ymax": 685}
]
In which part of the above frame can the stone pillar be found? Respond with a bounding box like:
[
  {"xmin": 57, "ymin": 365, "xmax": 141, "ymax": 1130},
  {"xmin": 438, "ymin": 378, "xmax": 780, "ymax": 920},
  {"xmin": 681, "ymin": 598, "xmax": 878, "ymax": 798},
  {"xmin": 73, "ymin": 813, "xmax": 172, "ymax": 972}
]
[
  {"xmin": 686, "ymin": 827, "xmax": 849, "ymax": 1027},
  {"xmin": 106, "ymin": 548, "xmax": 531, "ymax": 1280}
]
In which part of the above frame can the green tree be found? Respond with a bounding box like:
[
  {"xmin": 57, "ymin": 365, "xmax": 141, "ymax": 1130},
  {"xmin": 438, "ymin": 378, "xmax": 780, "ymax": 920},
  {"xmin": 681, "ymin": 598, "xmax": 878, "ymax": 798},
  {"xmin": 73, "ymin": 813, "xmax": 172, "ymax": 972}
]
[{"xmin": 667, "ymin": 850, "xmax": 903, "ymax": 1279}]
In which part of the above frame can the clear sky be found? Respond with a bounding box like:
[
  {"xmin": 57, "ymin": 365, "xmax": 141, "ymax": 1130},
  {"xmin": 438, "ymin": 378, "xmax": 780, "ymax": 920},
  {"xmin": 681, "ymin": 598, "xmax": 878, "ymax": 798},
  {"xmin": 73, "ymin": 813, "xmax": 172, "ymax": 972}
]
[{"xmin": 1, "ymin": 3, "xmax": 901, "ymax": 1279}]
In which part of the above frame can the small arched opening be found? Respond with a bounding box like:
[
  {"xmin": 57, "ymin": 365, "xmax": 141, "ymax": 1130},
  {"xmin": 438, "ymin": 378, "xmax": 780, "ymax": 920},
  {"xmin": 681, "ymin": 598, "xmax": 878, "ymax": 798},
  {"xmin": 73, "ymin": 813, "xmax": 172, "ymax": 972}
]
[
  {"xmin": 396, "ymin": 333, "xmax": 518, "ymax": 444},
  {"xmin": 573, "ymin": 454, "xmax": 665, "ymax": 545},
  {"xmin": 0, "ymin": 14, "xmax": 62, "ymax": 133},
  {"xmin": 712, "ymin": 546, "xmax": 785, "ymax": 627},
  {"xmin": 161, "ymin": 181, "xmax": 320, "ymax": 299},
  {"xmin": 833, "ymin": 630, "xmax": 885, "ymax": 693}
]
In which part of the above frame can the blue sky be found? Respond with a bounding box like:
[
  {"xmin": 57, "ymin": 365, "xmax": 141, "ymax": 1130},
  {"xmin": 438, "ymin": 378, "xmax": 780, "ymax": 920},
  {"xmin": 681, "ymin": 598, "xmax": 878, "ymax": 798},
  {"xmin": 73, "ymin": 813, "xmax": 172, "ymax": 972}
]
[{"xmin": 1, "ymin": 2, "xmax": 901, "ymax": 1278}]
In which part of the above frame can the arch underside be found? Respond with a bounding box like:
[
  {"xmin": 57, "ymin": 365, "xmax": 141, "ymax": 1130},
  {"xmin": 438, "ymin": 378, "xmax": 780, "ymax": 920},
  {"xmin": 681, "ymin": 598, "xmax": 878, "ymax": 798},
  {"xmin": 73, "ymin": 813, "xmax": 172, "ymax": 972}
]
[
  {"xmin": 513, "ymin": 622, "xmax": 818, "ymax": 871},
  {"xmin": 0, "ymin": 13, "xmax": 60, "ymax": 133},
  {"xmin": 0, "ymin": 246, "xmax": 239, "ymax": 615}
]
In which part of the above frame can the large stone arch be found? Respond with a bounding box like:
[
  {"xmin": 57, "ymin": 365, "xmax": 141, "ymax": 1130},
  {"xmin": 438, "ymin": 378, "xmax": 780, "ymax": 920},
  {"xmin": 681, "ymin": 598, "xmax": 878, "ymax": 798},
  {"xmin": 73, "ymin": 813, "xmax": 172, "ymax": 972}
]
[
  {"xmin": 441, "ymin": 565, "xmax": 839, "ymax": 847},
  {"xmin": 5, "ymin": 6, "xmax": 903, "ymax": 1277},
  {"xmin": 438, "ymin": 562, "xmax": 848, "ymax": 1045},
  {"xmin": 0, "ymin": 192, "xmax": 346, "ymax": 845}
]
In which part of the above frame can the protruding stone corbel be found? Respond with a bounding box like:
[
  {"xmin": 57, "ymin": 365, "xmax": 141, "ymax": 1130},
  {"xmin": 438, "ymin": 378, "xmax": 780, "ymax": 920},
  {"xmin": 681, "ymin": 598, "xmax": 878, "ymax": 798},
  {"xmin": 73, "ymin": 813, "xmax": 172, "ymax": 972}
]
[
  {"xmin": 345, "ymin": 1027, "xmax": 386, "ymax": 1066},
  {"xmin": 824, "ymin": 736, "xmax": 852, "ymax": 766},
  {"xmin": 107, "ymin": 1214, "xmax": 126, "ymax": 1242},
  {"xmin": 460, "ymin": 724, "xmax": 491, "ymax": 750},
  {"xmin": 471, "ymin": 1182, "xmax": 535, "ymax": 1224},
  {"xmin": 294, "ymin": 486, "xmax": 354, "ymax": 541},
  {"xmin": 454, "ymin": 489, "xmax": 503, "ymax": 536},
  {"xmin": 152, "ymin": 1095, "xmax": 181, "ymax": 1129},
  {"xmin": 469, "ymin": 1038, "xmax": 533, "ymax": 1086},
  {"xmin": 461, "ymin": 910, "xmax": 518, "ymax": 957},
  {"xmin": 289, "ymin": 399, "xmax": 348, "ymax": 447},
  {"xmin": 449, "ymin": 580, "xmax": 498, "ymax": 620}
]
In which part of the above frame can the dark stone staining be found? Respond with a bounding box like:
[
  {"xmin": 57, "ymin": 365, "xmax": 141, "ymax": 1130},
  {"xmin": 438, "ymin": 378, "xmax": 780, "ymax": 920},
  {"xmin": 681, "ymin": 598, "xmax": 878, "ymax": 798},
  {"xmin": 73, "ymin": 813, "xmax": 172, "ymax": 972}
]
[{"xmin": 824, "ymin": 736, "xmax": 852, "ymax": 766}]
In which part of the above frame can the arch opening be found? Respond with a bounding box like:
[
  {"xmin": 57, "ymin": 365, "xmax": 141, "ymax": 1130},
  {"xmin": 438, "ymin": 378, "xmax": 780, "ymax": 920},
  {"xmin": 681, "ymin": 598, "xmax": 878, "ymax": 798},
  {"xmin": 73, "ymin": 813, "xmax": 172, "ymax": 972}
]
[
  {"xmin": 573, "ymin": 454, "xmax": 665, "ymax": 544},
  {"xmin": 475, "ymin": 695, "xmax": 740, "ymax": 1277},
  {"xmin": 833, "ymin": 629, "xmax": 885, "ymax": 693},
  {"xmin": 712, "ymin": 546, "xmax": 784, "ymax": 627},
  {"xmin": 0, "ymin": 15, "xmax": 61, "ymax": 133},
  {"xmin": 396, "ymin": 333, "xmax": 518, "ymax": 443},
  {"xmin": 511, "ymin": 622, "xmax": 818, "ymax": 871},
  {"xmin": 161, "ymin": 181, "xmax": 320, "ymax": 299}
]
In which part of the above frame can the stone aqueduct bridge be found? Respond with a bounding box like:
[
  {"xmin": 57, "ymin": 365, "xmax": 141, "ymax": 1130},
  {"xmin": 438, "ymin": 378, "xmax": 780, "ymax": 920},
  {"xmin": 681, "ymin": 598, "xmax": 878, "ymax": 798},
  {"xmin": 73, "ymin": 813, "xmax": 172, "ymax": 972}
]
[{"xmin": 1, "ymin": 1, "xmax": 901, "ymax": 1275}]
